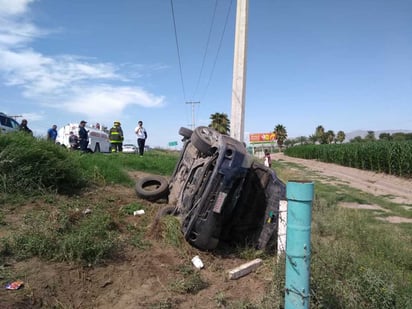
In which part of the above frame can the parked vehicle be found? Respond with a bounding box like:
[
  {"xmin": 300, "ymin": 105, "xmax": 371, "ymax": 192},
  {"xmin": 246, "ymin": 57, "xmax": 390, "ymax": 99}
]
[
  {"xmin": 123, "ymin": 143, "xmax": 138, "ymax": 154},
  {"xmin": 0, "ymin": 112, "xmax": 20, "ymax": 134},
  {"xmin": 56, "ymin": 123, "xmax": 110, "ymax": 153},
  {"xmin": 136, "ymin": 126, "xmax": 286, "ymax": 251}
]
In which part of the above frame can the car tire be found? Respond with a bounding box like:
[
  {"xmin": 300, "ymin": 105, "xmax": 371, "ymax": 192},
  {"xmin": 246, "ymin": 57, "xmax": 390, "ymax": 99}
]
[
  {"xmin": 178, "ymin": 127, "xmax": 193, "ymax": 139},
  {"xmin": 155, "ymin": 205, "xmax": 178, "ymax": 219},
  {"xmin": 135, "ymin": 175, "xmax": 169, "ymax": 201},
  {"xmin": 191, "ymin": 126, "xmax": 219, "ymax": 154},
  {"xmin": 94, "ymin": 143, "xmax": 101, "ymax": 153}
]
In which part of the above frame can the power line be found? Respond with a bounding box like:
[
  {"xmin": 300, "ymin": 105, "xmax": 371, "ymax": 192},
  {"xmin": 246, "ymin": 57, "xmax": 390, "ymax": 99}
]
[
  {"xmin": 200, "ymin": 0, "xmax": 234, "ymax": 102},
  {"xmin": 191, "ymin": 0, "xmax": 218, "ymax": 99},
  {"xmin": 170, "ymin": 0, "xmax": 186, "ymax": 102}
]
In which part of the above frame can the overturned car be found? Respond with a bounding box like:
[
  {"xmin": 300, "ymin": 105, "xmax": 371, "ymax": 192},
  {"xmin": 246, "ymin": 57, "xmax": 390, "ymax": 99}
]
[{"xmin": 135, "ymin": 126, "xmax": 286, "ymax": 251}]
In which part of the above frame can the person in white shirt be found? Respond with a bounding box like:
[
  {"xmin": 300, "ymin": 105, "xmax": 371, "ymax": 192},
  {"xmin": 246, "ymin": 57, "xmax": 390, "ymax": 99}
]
[{"xmin": 134, "ymin": 120, "xmax": 147, "ymax": 156}]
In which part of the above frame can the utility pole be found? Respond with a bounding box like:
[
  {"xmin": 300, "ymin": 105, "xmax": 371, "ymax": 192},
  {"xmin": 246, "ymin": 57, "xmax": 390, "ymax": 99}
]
[
  {"xmin": 186, "ymin": 101, "xmax": 200, "ymax": 130},
  {"xmin": 230, "ymin": 0, "xmax": 248, "ymax": 142}
]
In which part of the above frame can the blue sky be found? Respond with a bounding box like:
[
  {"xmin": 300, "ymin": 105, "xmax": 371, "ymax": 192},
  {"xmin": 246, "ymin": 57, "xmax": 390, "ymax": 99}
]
[{"xmin": 0, "ymin": 0, "xmax": 411, "ymax": 147}]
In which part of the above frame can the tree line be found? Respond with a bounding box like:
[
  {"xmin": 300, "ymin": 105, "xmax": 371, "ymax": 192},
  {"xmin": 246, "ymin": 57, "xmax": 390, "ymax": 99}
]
[{"xmin": 207, "ymin": 113, "xmax": 411, "ymax": 149}]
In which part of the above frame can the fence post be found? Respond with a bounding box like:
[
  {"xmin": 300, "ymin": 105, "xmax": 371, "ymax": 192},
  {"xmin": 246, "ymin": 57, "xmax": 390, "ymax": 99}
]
[{"xmin": 284, "ymin": 181, "xmax": 314, "ymax": 309}]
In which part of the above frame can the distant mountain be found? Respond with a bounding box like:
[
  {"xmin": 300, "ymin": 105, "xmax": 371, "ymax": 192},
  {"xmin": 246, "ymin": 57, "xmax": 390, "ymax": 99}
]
[{"xmin": 344, "ymin": 129, "xmax": 412, "ymax": 142}]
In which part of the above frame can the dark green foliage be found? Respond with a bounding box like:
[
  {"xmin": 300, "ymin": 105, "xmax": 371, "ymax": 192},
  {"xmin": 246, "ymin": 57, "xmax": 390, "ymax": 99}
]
[{"xmin": 0, "ymin": 132, "xmax": 88, "ymax": 194}]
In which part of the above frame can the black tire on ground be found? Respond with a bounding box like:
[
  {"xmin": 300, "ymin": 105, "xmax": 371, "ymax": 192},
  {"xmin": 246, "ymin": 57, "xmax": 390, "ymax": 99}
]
[
  {"xmin": 191, "ymin": 126, "xmax": 219, "ymax": 154},
  {"xmin": 178, "ymin": 127, "xmax": 193, "ymax": 139},
  {"xmin": 155, "ymin": 205, "xmax": 178, "ymax": 220},
  {"xmin": 94, "ymin": 143, "xmax": 100, "ymax": 153},
  {"xmin": 135, "ymin": 175, "xmax": 169, "ymax": 201}
]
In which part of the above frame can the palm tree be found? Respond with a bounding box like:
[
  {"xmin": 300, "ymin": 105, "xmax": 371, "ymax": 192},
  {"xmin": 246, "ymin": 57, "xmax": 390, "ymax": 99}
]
[
  {"xmin": 365, "ymin": 131, "xmax": 376, "ymax": 141},
  {"xmin": 209, "ymin": 113, "xmax": 230, "ymax": 135},
  {"xmin": 274, "ymin": 124, "xmax": 287, "ymax": 151},
  {"xmin": 336, "ymin": 131, "xmax": 346, "ymax": 144},
  {"xmin": 315, "ymin": 125, "xmax": 328, "ymax": 144},
  {"xmin": 326, "ymin": 130, "xmax": 335, "ymax": 144}
]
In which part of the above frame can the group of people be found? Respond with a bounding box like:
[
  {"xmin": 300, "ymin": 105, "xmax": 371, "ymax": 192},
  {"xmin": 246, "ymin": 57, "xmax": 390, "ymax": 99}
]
[{"xmin": 18, "ymin": 118, "xmax": 148, "ymax": 156}]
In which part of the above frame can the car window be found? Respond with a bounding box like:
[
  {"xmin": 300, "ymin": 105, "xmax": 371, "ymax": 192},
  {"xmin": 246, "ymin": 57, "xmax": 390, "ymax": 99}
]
[
  {"xmin": 0, "ymin": 114, "xmax": 21, "ymax": 130},
  {"xmin": 0, "ymin": 115, "xmax": 10, "ymax": 127},
  {"xmin": 9, "ymin": 118, "xmax": 19, "ymax": 129}
]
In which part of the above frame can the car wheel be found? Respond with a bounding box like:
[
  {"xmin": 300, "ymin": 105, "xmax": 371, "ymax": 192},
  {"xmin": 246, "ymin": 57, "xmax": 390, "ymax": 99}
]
[
  {"xmin": 178, "ymin": 127, "xmax": 193, "ymax": 139},
  {"xmin": 191, "ymin": 126, "xmax": 219, "ymax": 154},
  {"xmin": 94, "ymin": 143, "xmax": 101, "ymax": 153},
  {"xmin": 135, "ymin": 175, "xmax": 169, "ymax": 201}
]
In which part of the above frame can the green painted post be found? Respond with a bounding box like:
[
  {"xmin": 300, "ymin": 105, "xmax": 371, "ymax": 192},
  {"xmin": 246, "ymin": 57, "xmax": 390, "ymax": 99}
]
[{"xmin": 284, "ymin": 181, "xmax": 314, "ymax": 309}]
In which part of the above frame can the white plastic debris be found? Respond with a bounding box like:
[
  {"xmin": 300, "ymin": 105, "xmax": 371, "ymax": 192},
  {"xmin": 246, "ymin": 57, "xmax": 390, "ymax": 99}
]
[
  {"xmin": 133, "ymin": 209, "xmax": 145, "ymax": 216},
  {"xmin": 191, "ymin": 255, "xmax": 204, "ymax": 269}
]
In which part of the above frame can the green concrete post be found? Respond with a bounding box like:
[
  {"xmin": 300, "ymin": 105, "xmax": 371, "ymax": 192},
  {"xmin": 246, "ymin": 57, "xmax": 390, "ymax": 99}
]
[{"xmin": 284, "ymin": 181, "xmax": 314, "ymax": 309}]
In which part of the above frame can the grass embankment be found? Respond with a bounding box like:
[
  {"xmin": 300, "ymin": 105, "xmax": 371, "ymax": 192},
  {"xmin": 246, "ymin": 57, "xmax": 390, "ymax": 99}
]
[{"xmin": 0, "ymin": 133, "xmax": 411, "ymax": 308}]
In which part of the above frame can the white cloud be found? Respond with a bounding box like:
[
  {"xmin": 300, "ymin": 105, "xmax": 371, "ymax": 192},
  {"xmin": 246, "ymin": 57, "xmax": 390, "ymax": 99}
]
[
  {"xmin": 0, "ymin": 0, "xmax": 166, "ymax": 117},
  {"xmin": 0, "ymin": 0, "xmax": 34, "ymax": 16},
  {"xmin": 59, "ymin": 85, "xmax": 164, "ymax": 120}
]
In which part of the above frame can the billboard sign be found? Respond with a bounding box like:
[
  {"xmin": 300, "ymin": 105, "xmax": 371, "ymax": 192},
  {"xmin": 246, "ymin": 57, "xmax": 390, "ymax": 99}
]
[{"xmin": 249, "ymin": 132, "xmax": 276, "ymax": 143}]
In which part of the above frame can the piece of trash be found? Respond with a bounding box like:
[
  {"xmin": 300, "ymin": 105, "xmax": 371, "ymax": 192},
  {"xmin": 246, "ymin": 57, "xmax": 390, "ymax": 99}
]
[
  {"xmin": 5, "ymin": 280, "xmax": 24, "ymax": 290},
  {"xmin": 227, "ymin": 258, "xmax": 263, "ymax": 280},
  {"xmin": 133, "ymin": 209, "xmax": 145, "ymax": 216},
  {"xmin": 191, "ymin": 255, "xmax": 204, "ymax": 269},
  {"xmin": 83, "ymin": 208, "xmax": 92, "ymax": 214}
]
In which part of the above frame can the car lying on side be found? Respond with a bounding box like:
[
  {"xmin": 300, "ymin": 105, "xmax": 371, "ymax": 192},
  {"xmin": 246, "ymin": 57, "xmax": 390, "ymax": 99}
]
[{"xmin": 135, "ymin": 126, "xmax": 286, "ymax": 251}]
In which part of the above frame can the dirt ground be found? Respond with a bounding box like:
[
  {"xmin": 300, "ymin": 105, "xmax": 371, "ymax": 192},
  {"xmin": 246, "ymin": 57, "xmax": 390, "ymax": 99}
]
[{"xmin": 1, "ymin": 155, "xmax": 411, "ymax": 308}]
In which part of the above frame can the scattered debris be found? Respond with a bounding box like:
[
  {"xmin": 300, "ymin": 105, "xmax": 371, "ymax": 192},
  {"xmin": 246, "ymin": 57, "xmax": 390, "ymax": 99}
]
[
  {"xmin": 83, "ymin": 208, "xmax": 92, "ymax": 214},
  {"xmin": 191, "ymin": 255, "xmax": 204, "ymax": 269},
  {"xmin": 133, "ymin": 209, "xmax": 145, "ymax": 216},
  {"xmin": 5, "ymin": 280, "xmax": 24, "ymax": 290},
  {"xmin": 227, "ymin": 258, "xmax": 263, "ymax": 280}
]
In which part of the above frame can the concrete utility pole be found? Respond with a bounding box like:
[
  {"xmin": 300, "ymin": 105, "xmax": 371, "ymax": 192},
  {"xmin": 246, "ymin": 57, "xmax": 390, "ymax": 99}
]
[
  {"xmin": 186, "ymin": 101, "xmax": 200, "ymax": 130},
  {"xmin": 230, "ymin": 0, "xmax": 248, "ymax": 142}
]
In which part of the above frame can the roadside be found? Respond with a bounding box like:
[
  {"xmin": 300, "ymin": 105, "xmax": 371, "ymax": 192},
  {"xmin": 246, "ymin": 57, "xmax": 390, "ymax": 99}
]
[{"xmin": 272, "ymin": 152, "xmax": 412, "ymax": 205}]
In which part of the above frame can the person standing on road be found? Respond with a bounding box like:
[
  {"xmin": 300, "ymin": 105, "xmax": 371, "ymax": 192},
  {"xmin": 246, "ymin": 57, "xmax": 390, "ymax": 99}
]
[
  {"xmin": 47, "ymin": 124, "xmax": 58, "ymax": 143},
  {"xmin": 264, "ymin": 149, "xmax": 272, "ymax": 168},
  {"xmin": 19, "ymin": 119, "xmax": 33, "ymax": 135},
  {"xmin": 109, "ymin": 120, "xmax": 124, "ymax": 152},
  {"xmin": 134, "ymin": 120, "xmax": 147, "ymax": 156},
  {"xmin": 78, "ymin": 120, "xmax": 89, "ymax": 152}
]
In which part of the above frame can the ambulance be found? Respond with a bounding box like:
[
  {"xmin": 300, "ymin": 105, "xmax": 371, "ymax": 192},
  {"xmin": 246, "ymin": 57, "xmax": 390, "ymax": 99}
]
[{"xmin": 56, "ymin": 123, "xmax": 111, "ymax": 153}]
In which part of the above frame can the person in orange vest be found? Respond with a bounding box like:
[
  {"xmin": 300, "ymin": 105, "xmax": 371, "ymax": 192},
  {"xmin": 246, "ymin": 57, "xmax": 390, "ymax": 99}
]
[{"xmin": 109, "ymin": 120, "xmax": 124, "ymax": 152}]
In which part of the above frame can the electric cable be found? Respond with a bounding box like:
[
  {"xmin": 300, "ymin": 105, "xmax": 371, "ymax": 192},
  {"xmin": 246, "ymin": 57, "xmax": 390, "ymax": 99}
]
[
  {"xmin": 191, "ymin": 0, "xmax": 218, "ymax": 100},
  {"xmin": 200, "ymin": 0, "xmax": 234, "ymax": 102},
  {"xmin": 170, "ymin": 0, "xmax": 187, "ymax": 102}
]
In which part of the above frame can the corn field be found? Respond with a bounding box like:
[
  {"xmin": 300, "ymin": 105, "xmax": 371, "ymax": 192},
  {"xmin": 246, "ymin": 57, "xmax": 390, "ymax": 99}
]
[{"xmin": 284, "ymin": 141, "xmax": 412, "ymax": 177}]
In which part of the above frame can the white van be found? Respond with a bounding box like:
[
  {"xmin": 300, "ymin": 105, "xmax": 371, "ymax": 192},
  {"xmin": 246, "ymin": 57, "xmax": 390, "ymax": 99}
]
[
  {"xmin": 56, "ymin": 123, "xmax": 111, "ymax": 153},
  {"xmin": 0, "ymin": 112, "xmax": 20, "ymax": 134}
]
